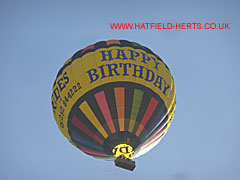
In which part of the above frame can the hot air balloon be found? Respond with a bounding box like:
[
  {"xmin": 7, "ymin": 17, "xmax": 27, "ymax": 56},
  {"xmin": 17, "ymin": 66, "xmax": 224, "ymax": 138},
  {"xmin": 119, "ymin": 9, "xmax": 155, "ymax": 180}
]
[{"xmin": 51, "ymin": 40, "xmax": 176, "ymax": 171}]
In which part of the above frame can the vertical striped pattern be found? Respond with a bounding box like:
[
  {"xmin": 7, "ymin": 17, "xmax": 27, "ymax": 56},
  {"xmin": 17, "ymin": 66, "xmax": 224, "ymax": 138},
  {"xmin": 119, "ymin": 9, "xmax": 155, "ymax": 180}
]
[
  {"xmin": 72, "ymin": 116, "xmax": 104, "ymax": 144},
  {"xmin": 114, "ymin": 87, "xmax": 125, "ymax": 131},
  {"xmin": 136, "ymin": 98, "xmax": 158, "ymax": 136},
  {"xmin": 95, "ymin": 91, "xmax": 116, "ymax": 133},
  {"xmin": 79, "ymin": 101, "xmax": 108, "ymax": 138},
  {"xmin": 129, "ymin": 89, "xmax": 144, "ymax": 132}
]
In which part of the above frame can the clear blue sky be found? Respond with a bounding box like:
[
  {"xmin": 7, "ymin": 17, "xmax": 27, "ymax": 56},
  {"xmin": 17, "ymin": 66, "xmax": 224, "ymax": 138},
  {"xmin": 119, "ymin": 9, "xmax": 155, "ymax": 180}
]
[{"xmin": 1, "ymin": 0, "xmax": 239, "ymax": 180}]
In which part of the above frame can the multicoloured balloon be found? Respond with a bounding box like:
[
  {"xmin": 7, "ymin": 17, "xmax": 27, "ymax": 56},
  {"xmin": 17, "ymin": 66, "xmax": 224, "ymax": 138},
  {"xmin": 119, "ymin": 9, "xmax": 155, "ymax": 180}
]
[{"xmin": 51, "ymin": 40, "xmax": 176, "ymax": 170}]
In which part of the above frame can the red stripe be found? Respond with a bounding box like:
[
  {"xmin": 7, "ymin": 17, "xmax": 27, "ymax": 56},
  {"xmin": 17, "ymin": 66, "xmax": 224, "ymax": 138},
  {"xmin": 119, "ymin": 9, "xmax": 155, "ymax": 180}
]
[
  {"xmin": 154, "ymin": 53, "xmax": 160, "ymax": 59},
  {"xmin": 136, "ymin": 98, "xmax": 158, "ymax": 136},
  {"xmin": 79, "ymin": 146, "xmax": 108, "ymax": 156},
  {"xmin": 81, "ymin": 44, "xmax": 94, "ymax": 54},
  {"xmin": 95, "ymin": 91, "xmax": 116, "ymax": 133},
  {"xmin": 72, "ymin": 116, "xmax": 104, "ymax": 144}
]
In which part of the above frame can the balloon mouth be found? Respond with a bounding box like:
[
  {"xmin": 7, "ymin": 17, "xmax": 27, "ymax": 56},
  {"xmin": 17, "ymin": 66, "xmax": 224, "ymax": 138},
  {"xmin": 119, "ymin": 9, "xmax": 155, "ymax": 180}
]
[
  {"xmin": 102, "ymin": 131, "xmax": 141, "ymax": 157},
  {"xmin": 112, "ymin": 143, "xmax": 134, "ymax": 159}
]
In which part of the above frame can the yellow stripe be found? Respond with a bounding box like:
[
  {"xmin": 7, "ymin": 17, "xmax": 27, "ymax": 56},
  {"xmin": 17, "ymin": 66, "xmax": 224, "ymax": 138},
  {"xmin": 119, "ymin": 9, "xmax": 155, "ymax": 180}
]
[
  {"xmin": 114, "ymin": 87, "xmax": 125, "ymax": 131},
  {"xmin": 79, "ymin": 101, "xmax": 108, "ymax": 138},
  {"xmin": 128, "ymin": 89, "xmax": 143, "ymax": 132},
  {"xmin": 128, "ymin": 120, "xmax": 136, "ymax": 132}
]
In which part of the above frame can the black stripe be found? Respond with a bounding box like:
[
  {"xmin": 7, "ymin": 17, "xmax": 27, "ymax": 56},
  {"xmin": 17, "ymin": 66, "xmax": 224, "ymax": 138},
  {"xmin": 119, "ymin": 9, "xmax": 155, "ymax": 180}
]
[
  {"xmin": 105, "ymin": 86, "xmax": 119, "ymax": 131},
  {"xmin": 125, "ymin": 85, "xmax": 134, "ymax": 131}
]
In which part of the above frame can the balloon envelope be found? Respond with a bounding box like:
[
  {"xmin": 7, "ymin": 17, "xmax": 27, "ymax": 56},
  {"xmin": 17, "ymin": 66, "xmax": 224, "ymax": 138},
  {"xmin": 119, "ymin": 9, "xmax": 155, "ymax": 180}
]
[{"xmin": 51, "ymin": 40, "xmax": 176, "ymax": 161}]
